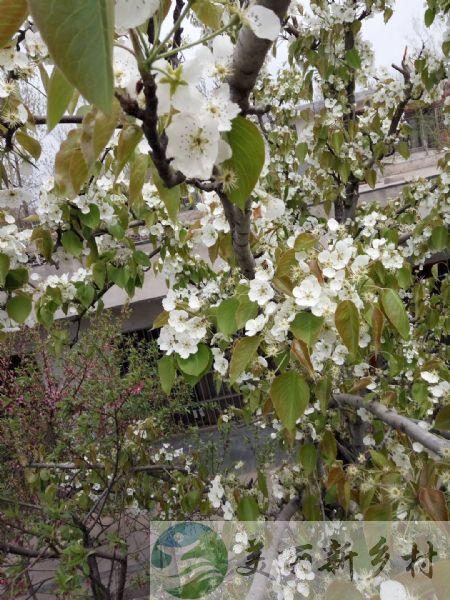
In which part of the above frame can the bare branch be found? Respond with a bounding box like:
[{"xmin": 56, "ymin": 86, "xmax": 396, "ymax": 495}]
[
  {"xmin": 26, "ymin": 461, "xmax": 188, "ymax": 477},
  {"xmin": 332, "ymin": 394, "xmax": 450, "ymax": 457},
  {"xmin": 219, "ymin": 192, "xmax": 256, "ymax": 278},
  {"xmin": 32, "ymin": 115, "xmax": 83, "ymax": 125},
  {"xmin": 242, "ymin": 104, "xmax": 271, "ymax": 116}
]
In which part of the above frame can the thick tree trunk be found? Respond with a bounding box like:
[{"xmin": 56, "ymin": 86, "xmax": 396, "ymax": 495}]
[{"xmin": 228, "ymin": 0, "xmax": 291, "ymax": 111}]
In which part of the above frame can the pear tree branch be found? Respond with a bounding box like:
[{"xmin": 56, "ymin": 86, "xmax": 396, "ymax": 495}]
[{"xmin": 332, "ymin": 394, "xmax": 450, "ymax": 457}]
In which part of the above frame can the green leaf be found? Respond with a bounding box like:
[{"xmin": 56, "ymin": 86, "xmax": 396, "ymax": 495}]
[
  {"xmin": 149, "ymin": 160, "xmax": 181, "ymax": 222},
  {"xmin": 296, "ymin": 142, "xmax": 308, "ymax": 163},
  {"xmin": 6, "ymin": 294, "xmax": 32, "ymax": 323},
  {"xmin": 115, "ymin": 124, "xmax": 143, "ymax": 177},
  {"xmin": 369, "ymin": 449, "xmax": 389, "ymax": 469},
  {"xmin": 215, "ymin": 298, "xmax": 239, "ymax": 336},
  {"xmin": 177, "ymin": 343, "xmax": 211, "ymax": 377},
  {"xmin": 330, "ymin": 131, "xmax": 344, "ymax": 154},
  {"xmin": 345, "ymin": 47, "xmax": 362, "ymax": 69},
  {"xmin": 371, "ymin": 304, "xmax": 384, "ymax": 357},
  {"xmin": 107, "ymin": 264, "xmax": 128, "ymax": 289},
  {"xmin": 397, "ymin": 140, "xmax": 410, "ymax": 160},
  {"xmin": 430, "ymin": 225, "xmax": 448, "ymax": 250},
  {"xmin": 31, "ymin": 227, "xmax": 53, "ymax": 260},
  {"xmin": 28, "ymin": 0, "xmax": 114, "ymax": 114},
  {"xmin": 129, "ymin": 153, "xmax": 148, "ymax": 208},
  {"xmin": 69, "ymin": 147, "xmax": 89, "ymax": 194},
  {"xmin": 76, "ymin": 283, "xmax": 95, "ymax": 309},
  {"xmin": 181, "ymin": 489, "xmax": 202, "ymax": 514},
  {"xmin": 397, "ymin": 265, "xmax": 412, "ymax": 289},
  {"xmin": 335, "ymin": 300, "xmax": 360, "ymax": 355},
  {"xmin": 320, "ymin": 430, "xmax": 337, "ymax": 461},
  {"xmin": 92, "ymin": 262, "xmax": 106, "ymax": 289},
  {"xmin": 15, "ymin": 131, "xmax": 41, "ymax": 160},
  {"xmin": 315, "ymin": 376, "xmax": 331, "ymax": 413},
  {"xmin": 235, "ymin": 297, "xmax": 258, "ymax": 329},
  {"xmin": 424, "ymin": 7, "xmax": 436, "ymax": 27},
  {"xmin": 47, "ymin": 67, "xmax": 74, "ymax": 132},
  {"xmin": 294, "ymin": 232, "xmax": 316, "ymax": 251},
  {"xmin": 54, "ymin": 129, "xmax": 82, "ymax": 198},
  {"xmin": 380, "ymin": 289, "xmax": 410, "ymax": 340},
  {"xmin": 383, "ymin": 7, "xmax": 394, "ymax": 23},
  {"xmin": 270, "ymin": 371, "xmax": 310, "ymax": 432},
  {"xmin": 229, "ymin": 335, "xmax": 262, "ymax": 384},
  {"xmin": 0, "ymin": 0, "xmax": 27, "ymax": 48},
  {"xmin": 291, "ymin": 339, "xmax": 315, "ymax": 378},
  {"xmin": 79, "ymin": 204, "xmax": 101, "ymax": 229},
  {"xmin": 298, "ymin": 443, "xmax": 317, "ymax": 476},
  {"xmin": 0, "ymin": 253, "xmax": 10, "ymax": 287},
  {"xmin": 80, "ymin": 100, "xmax": 120, "ymax": 166},
  {"xmin": 192, "ymin": 0, "xmax": 223, "ymax": 29},
  {"xmin": 61, "ymin": 230, "xmax": 83, "ymax": 257},
  {"xmin": 338, "ymin": 160, "xmax": 351, "ymax": 183},
  {"xmin": 223, "ymin": 116, "xmax": 265, "ymax": 210},
  {"xmin": 158, "ymin": 354, "xmax": 176, "ymax": 395},
  {"xmin": 133, "ymin": 250, "xmax": 151, "ymax": 268},
  {"xmin": 237, "ymin": 495, "xmax": 260, "ymax": 521},
  {"xmin": 434, "ymin": 406, "xmax": 450, "ymax": 432},
  {"xmin": 5, "ymin": 267, "xmax": 28, "ymax": 291},
  {"xmin": 364, "ymin": 168, "xmax": 377, "ymax": 189},
  {"xmin": 290, "ymin": 312, "xmax": 324, "ymax": 346}
]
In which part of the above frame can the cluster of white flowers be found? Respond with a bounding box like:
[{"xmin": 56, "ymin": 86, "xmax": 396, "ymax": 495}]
[
  {"xmin": 42, "ymin": 268, "xmax": 92, "ymax": 304},
  {"xmin": 421, "ymin": 370, "xmax": 450, "ymax": 407},
  {"xmin": 0, "ymin": 215, "xmax": 32, "ymax": 266},
  {"xmin": 159, "ymin": 309, "xmax": 207, "ymax": 358},
  {"xmin": 111, "ymin": 1, "xmax": 281, "ymax": 182},
  {"xmin": 155, "ymin": 43, "xmax": 239, "ymax": 180},
  {"xmin": 207, "ymin": 475, "xmax": 234, "ymax": 519},
  {"xmin": 196, "ymin": 192, "xmax": 230, "ymax": 247}
]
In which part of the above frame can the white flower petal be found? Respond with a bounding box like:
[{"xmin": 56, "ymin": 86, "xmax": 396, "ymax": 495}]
[
  {"xmin": 245, "ymin": 6, "xmax": 281, "ymax": 41},
  {"xmin": 115, "ymin": 0, "xmax": 159, "ymax": 29}
]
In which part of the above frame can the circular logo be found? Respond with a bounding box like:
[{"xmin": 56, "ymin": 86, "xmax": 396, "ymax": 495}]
[{"xmin": 151, "ymin": 523, "xmax": 228, "ymax": 599}]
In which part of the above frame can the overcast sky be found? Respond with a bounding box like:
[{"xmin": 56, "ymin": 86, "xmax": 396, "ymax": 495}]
[
  {"xmin": 362, "ymin": 0, "xmax": 428, "ymax": 67},
  {"xmin": 270, "ymin": 0, "xmax": 437, "ymax": 77}
]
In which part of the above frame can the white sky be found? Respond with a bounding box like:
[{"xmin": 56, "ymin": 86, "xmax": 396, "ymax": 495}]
[
  {"xmin": 269, "ymin": 0, "xmax": 440, "ymax": 82},
  {"xmin": 362, "ymin": 0, "xmax": 427, "ymax": 67}
]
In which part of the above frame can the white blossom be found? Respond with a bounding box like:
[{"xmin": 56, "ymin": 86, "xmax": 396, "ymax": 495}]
[
  {"xmin": 248, "ymin": 279, "xmax": 275, "ymax": 306},
  {"xmin": 293, "ymin": 275, "xmax": 322, "ymax": 308},
  {"xmin": 115, "ymin": 0, "xmax": 159, "ymax": 29},
  {"xmin": 166, "ymin": 113, "xmax": 221, "ymax": 180}
]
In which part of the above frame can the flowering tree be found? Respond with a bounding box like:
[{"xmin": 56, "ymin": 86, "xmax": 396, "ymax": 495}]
[{"xmin": 0, "ymin": 0, "xmax": 449, "ymax": 596}]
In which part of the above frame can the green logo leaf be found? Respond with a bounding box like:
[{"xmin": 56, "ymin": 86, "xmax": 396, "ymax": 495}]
[{"xmin": 152, "ymin": 523, "xmax": 228, "ymax": 599}]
